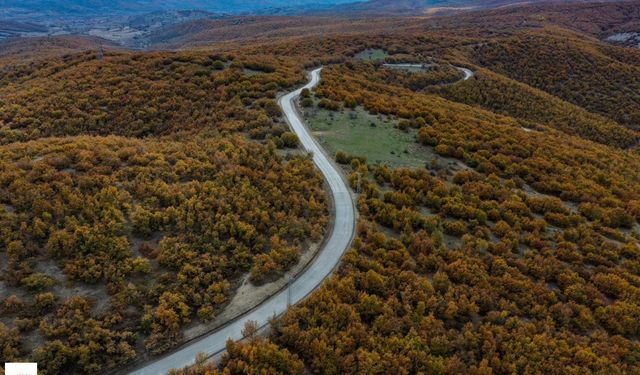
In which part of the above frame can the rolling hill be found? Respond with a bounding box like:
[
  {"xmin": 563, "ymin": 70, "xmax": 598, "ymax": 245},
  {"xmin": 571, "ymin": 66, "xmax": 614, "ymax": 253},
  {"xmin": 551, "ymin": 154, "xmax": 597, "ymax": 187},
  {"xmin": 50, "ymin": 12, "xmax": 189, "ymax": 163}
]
[{"xmin": 0, "ymin": 20, "xmax": 46, "ymax": 38}]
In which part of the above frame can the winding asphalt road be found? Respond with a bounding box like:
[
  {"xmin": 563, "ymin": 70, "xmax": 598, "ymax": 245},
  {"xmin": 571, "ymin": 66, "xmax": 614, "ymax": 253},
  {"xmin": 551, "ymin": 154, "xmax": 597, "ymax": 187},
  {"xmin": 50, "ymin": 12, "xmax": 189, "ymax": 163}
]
[
  {"xmin": 128, "ymin": 68, "xmax": 356, "ymax": 375},
  {"xmin": 383, "ymin": 63, "xmax": 475, "ymax": 82},
  {"xmin": 458, "ymin": 67, "xmax": 474, "ymax": 81}
]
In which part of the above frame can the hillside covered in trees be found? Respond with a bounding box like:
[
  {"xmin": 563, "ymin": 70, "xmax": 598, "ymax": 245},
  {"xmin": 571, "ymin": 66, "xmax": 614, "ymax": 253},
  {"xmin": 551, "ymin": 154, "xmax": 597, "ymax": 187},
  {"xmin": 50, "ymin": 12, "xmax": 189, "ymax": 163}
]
[
  {"xmin": 2, "ymin": 0, "xmax": 640, "ymax": 374},
  {"xmin": 470, "ymin": 29, "xmax": 640, "ymax": 131},
  {"xmin": 239, "ymin": 28, "xmax": 640, "ymax": 372},
  {"xmin": 0, "ymin": 45, "xmax": 329, "ymax": 374},
  {"xmin": 177, "ymin": 3, "xmax": 639, "ymax": 374}
]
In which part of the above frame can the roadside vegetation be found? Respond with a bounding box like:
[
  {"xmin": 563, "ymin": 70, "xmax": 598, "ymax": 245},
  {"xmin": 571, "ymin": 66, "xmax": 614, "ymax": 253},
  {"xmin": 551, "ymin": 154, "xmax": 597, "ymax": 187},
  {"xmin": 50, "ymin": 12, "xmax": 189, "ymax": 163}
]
[
  {"xmin": 271, "ymin": 158, "xmax": 640, "ymax": 373},
  {"xmin": 169, "ymin": 330, "xmax": 305, "ymax": 375}
]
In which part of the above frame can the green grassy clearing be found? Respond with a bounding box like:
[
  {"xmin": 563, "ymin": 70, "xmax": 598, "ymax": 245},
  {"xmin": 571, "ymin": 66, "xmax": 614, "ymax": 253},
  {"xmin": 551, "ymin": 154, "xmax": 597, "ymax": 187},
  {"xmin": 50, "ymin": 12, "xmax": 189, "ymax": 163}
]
[
  {"xmin": 243, "ymin": 68, "xmax": 263, "ymax": 76},
  {"xmin": 305, "ymin": 105, "xmax": 432, "ymax": 168},
  {"xmin": 354, "ymin": 49, "xmax": 389, "ymax": 61}
]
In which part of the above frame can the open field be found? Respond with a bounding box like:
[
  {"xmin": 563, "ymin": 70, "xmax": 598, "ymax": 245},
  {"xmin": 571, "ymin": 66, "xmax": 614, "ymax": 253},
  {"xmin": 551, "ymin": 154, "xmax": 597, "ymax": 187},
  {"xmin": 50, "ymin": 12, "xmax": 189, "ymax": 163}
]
[
  {"xmin": 305, "ymin": 105, "xmax": 431, "ymax": 168},
  {"xmin": 354, "ymin": 48, "xmax": 388, "ymax": 61}
]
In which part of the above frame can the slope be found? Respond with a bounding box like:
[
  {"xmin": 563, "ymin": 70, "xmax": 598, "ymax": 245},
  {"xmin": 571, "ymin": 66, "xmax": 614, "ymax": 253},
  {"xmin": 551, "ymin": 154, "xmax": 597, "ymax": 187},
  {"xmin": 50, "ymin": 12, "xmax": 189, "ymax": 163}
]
[
  {"xmin": 471, "ymin": 28, "xmax": 640, "ymax": 130},
  {"xmin": 0, "ymin": 47, "xmax": 330, "ymax": 374},
  {"xmin": 435, "ymin": 67, "xmax": 639, "ymax": 148}
]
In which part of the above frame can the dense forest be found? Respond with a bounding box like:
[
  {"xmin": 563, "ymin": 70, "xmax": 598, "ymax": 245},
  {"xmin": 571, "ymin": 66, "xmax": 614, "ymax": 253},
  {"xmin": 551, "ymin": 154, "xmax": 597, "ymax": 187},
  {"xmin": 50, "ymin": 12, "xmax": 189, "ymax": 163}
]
[
  {"xmin": 435, "ymin": 68, "xmax": 639, "ymax": 148},
  {"xmin": 0, "ymin": 51, "xmax": 303, "ymax": 141},
  {"xmin": 3, "ymin": 1, "xmax": 640, "ymax": 373},
  {"xmin": 0, "ymin": 47, "xmax": 328, "ymax": 374},
  {"xmin": 268, "ymin": 160, "xmax": 640, "ymax": 373},
  {"xmin": 0, "ymin": 135, "xmax": 328, "ymax": 372},
  {"xmin": 471, "ymin": 29, "xmax": 640, "ymax": 131},
  {"xmin": 247, "ymin": 34, "xmax": 640, "ymax": 372},
  {"xmin": 176, "ymin": 14, "xmax": 640, "ymax": 374}
]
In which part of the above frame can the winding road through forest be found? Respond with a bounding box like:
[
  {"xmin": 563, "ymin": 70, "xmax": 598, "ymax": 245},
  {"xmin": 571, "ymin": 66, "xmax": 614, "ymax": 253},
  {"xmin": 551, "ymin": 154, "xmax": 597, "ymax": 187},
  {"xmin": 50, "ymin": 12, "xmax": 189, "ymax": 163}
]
[
  {"xmin": 128, "ymin": 68, "xmax": 356, "ymax": 375},
  {"xmin": 127, "ymin": 64, "xmax": 475, "ymax": 374}
]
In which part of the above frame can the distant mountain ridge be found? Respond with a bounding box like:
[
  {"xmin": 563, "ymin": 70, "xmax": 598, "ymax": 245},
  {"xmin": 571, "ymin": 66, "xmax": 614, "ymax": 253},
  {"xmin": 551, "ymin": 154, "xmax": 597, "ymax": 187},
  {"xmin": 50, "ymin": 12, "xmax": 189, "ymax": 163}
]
[
  {"xmin": 0, "ymin": 0, "xmax": 366, "ymax": 46},
  {"xmin": 0, "ymin": 0, "xmax": 360, "ymax": 16},
  {"xmin": 322, "ymin": 0, "xmax": 543, "ymax": 15}
]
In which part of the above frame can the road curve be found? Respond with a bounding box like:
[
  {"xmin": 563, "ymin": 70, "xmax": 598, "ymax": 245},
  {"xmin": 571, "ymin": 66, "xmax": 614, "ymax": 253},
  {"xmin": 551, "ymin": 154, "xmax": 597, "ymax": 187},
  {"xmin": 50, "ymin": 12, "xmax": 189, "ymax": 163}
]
[
  {"xmin": 128, "ymin": 68, "xmax": 356, "ymax": 375},
  {"xmin": 381, "ymin": 62, "xmax": 474, "ymax": 81},
  {"xmin": 457, "ymin": 67, "xmax": 474, "ymax": 81}
]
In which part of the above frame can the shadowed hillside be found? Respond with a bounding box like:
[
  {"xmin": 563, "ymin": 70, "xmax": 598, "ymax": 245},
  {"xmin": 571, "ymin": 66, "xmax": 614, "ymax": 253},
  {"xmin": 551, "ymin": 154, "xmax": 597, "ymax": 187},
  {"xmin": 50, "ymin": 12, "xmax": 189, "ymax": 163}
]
[{"xmin": 471, "ymin": 28, "xmax": 640, "ymax": 130}]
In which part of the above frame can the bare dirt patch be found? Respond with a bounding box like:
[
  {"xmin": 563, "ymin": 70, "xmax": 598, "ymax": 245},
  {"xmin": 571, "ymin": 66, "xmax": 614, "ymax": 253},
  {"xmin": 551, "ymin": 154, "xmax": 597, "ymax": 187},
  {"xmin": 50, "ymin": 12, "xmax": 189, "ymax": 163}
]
[
  {"xmin": 129, "ymin": 231, "xmax": 164, "ymax": 257},
  {"xmin": 35, "ymin": 258, "xmax": 112, "ymax": 315},
  {"xmin": 22, "ymin": 329, "xmax": 45, "ymax": 353}
]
